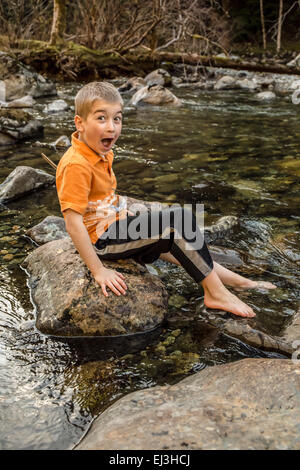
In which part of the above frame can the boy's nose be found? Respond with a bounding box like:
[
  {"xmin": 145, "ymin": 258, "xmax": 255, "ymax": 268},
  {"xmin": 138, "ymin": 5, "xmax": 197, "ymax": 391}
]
[{"xmin": 105, "ymin": 119, "xmax": 115, "ymax": 132}]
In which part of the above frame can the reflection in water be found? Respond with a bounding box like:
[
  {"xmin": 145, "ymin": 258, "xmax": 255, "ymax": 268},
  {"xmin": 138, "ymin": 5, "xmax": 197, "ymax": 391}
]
[{"xmin": 0, "ymin": 83, "xmax": 299, "ymax": 449}]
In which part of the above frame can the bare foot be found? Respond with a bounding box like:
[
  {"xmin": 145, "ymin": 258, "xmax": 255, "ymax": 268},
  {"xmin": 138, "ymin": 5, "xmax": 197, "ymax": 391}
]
[
  {"xmin": 233, "ymin": 280, "xmax": 277, "ymax": 292},
  {"xmin": 204, "ymin": 289, "xmax": 256, "ymax": 318}
]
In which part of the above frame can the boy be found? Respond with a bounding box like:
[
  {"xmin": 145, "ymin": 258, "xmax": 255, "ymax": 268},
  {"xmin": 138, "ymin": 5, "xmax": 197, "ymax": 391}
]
[{"xmin": 56, "ymin": 82, "xmax": 275, "ymax": 318}]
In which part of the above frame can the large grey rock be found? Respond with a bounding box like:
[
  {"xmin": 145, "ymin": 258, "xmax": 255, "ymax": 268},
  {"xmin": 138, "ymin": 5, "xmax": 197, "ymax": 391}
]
[
  {"xmin": 0, "ymin": 108, "xmax": 43, "ymax": 145},
  {"xmin": 22, "ymin": 237, "xmax": 169, "ymax": 337},
  {"xmin": 26, "ymin": 215, "xmax": 68, "ymax": 245},
  {"xmin": 0, "ymin": 51, "xmax": 56, "ymax": 101},
  {"xmin": 75, "ymin": 358, "xmax": 300, "ymax": 450},
  {"xmin": 130, "ymin": 85, "xmax": 181, "ymax": 107},
  {"xmin": 0, "ymin": 166, "xmax": 54, "ymax": 202}
]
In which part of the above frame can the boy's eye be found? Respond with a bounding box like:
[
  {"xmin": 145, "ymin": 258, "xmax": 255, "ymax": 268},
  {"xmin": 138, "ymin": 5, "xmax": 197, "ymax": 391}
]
[
  {"xmin": 115, "ymin": 116, "xmax": 122, "ymax": 122},
  {"xmin": 97, "ymin": 116, "xmax": 105, "ymax": 120}
]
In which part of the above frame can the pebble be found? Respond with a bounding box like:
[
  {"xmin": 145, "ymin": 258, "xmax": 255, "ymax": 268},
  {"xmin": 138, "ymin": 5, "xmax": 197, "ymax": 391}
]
[
  {"xmin": 0, "ymin": 236, "xmax": 14, "ymax": 242},
  {"xmin": 171, "ymin": 329, "xmax": 181, "ymax": 338},
  {"xmin": 154, "ymin": 344, "xmax": 166, "ymax": 355},
  {"xmin": 162, "ymin": 336, "xmax": 176, "ymax": 347},
  {"xmin": 3, "ymin": 254, "xmax": 14, "ymax": 260},
  {"xmin": 169, "ymin": 350, "xmax": 182, "ymax": 357}
]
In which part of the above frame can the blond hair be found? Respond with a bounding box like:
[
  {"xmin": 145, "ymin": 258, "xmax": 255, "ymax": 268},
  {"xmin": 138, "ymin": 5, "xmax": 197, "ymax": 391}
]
[{"xmin": 75, "ymin": 81, "xmax": 123, "ymax": 119}]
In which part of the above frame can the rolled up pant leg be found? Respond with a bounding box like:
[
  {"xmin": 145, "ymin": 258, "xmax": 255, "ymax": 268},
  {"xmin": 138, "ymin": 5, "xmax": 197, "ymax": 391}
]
[{"xmin": 94, "ymin": 207, "xmax": 213, "ymax": 283}]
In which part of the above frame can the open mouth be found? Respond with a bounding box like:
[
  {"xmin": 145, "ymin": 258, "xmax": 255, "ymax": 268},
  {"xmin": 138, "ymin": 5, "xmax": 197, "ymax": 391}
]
[{"xmin": 101, "ymin": 138, "xmax": 114, "ymax": 149}]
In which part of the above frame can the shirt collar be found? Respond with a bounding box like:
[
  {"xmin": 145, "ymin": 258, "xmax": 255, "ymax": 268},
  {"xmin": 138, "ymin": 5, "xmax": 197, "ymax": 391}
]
[{"xmin": 71, "ymin": 131, "xmax": 113, "ymax": 166}]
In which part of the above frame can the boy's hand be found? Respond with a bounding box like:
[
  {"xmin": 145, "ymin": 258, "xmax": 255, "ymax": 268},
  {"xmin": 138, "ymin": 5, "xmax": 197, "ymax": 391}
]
[{"xmin": 94, "ymin": 267, "xmax": 127, "ymax": 297}]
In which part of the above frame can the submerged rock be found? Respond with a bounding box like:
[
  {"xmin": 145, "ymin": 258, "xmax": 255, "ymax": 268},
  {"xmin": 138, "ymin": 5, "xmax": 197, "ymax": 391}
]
[
  {"xmin": 197, "ymin": 303, "xmax": 294, "ymax": 356},
  {"xmin": 22, "ymin": 237, "xmax": 169, "ymax": 337},
  {"xmin": 25, "ymin": 215, "xmax": 68, "ymax": 245},
  {"xmin": 0, "ymin": 108, "xmax": 43, "ymax": 145},
  {"xmin": 76, "ymin": 358, "xmax": 300, "ymax": 450},
  {"xmin": 130, "ymin": 85, "xmax": 181, "ymax": 107},
  {"xmin": 0, "ymin": 166, "xmax": 54, "ymax": 202}
]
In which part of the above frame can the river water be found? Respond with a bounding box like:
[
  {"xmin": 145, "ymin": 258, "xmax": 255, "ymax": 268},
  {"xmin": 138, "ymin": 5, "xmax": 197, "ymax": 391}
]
[{"xmin": 0, "ymin": 82, "xmax": 299, "ymax": 449}]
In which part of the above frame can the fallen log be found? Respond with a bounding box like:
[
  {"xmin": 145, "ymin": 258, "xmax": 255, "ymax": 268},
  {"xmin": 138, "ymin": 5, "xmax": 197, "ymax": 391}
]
[{"xmin": 153, "ymin": 51, "xmax": 300, "ymax": 76}]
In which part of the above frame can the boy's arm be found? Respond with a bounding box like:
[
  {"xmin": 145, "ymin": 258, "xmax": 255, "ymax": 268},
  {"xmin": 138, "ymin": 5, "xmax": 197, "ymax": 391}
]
[{"xmin": 64, "ymin": 209, "xmax": 127, "ymax": 297}]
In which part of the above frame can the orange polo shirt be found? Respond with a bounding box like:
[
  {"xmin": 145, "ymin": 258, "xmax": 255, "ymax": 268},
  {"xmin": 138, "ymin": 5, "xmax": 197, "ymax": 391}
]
[{"xmin": 56, "ymin": 131, "xmax": 127, "ymax": 244}]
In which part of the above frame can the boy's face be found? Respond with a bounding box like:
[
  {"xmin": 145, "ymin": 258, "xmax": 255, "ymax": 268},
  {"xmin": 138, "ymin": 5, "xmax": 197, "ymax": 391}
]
[{"xmin": 75, "ymin": 99, "xmax": 123, "ymax": 155}]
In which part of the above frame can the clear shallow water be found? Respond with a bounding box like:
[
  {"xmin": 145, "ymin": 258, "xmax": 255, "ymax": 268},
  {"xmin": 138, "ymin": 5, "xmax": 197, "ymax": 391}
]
[{"xmin": 0, "ymin": 82, "xmax": 299, "ymax": 449}]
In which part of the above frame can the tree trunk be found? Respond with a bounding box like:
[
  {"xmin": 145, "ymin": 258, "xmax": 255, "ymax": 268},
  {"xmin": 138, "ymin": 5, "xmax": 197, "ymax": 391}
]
[
  {"xmin": 259, "ymin": 0, "xmax": 267, "ymax": 51},
  {"xmin": 50, "ymin": 0, "xmax": 66, "ymax": 45},
  {"xmin": 277, "ymin": 0, "xmax": 283, "ymax": 53}
]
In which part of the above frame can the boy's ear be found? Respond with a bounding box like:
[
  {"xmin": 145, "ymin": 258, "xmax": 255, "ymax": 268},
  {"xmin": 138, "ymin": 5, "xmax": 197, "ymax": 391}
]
[{"xmin": 74, "ymin": 115, "xmax": 84, "ymax": 132}]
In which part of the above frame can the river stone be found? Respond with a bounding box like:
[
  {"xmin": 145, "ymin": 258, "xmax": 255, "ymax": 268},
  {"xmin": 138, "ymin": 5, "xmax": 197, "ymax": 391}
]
[
  {"xmin": 22, "ymin": 237, "xmax": 169, "ymax": 337},
  {"xmin": 282, "ymin": 308, "xmax": 300, "ymax": 346},
  {"xmin": 0, "ymin": 51, "xmax": 56, "ymax": 101},
  {"xmin": 54, "ymin": 135, "xmax": 70, "ymax": 147},
  {"xmin": 0, "ymin": 166, "xmax": 54, "ymax": 202},
  {"xmin": 75, "ymin": 358, "xmax": 300, "ymax": 450},
  {"xmin": 33, "ymin": 134, "xmax": 71, "ymax": 150},
  {"xmin": 44, "ymin": 99, "xmax": 69, "ymax": 114},
  {"xmin": 255, "ymin": 91, "xmax": 276, "ymax": 101},
  {"xmin": 26, "ymin": 215, "xmax": 68, "ymax": 245},
  {"xmin": 118, "ymin": 77, "xmax": 146, "ymax": 93},
  {"xmin": 287, "ymin": 53, "xmax": 300, "ymax": 68},
  {"xmin": 209, "ymin": 246, "xmax": 243, "ymax": 267},
  {"xmin": 6, "ymin": 95, "xmax": 35, "ymax": 108},
  {"xmin": 145, "ymin": 69, "xmax": 172, "ymax": 87},
  {"xmin": 235, "ymin": 78, "xmax": 257, "ymax": 91},
  {"xmin": 0, "ymin": 108, "xmax": 43, "ymax": 145},
  {"xmin": 204, "ymin": 215, "xmax": 239, "ymax": 244},
  {"xmin": 214, "ymin": 75, "xmax": 237, "ymax": 90},
  {"xmin": 130, "ymin": 85, "xmax": 181, "ymax": 106}
]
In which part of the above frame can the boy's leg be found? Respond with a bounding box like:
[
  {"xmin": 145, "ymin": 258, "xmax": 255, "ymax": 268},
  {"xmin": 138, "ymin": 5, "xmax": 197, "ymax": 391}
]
[
  {"xmin": 159, "ymin": 253, "xmax": 276, "ymax": 290},
  {"xmin": 95, "ymin": 207, "xmax": 255, "ymax": 317}
]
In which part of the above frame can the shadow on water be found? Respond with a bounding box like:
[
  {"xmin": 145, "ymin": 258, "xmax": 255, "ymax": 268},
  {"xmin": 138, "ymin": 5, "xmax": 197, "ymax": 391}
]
[{"xmin": 49, "ymin": 326, "xmax": 163, "ymax": 365}]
